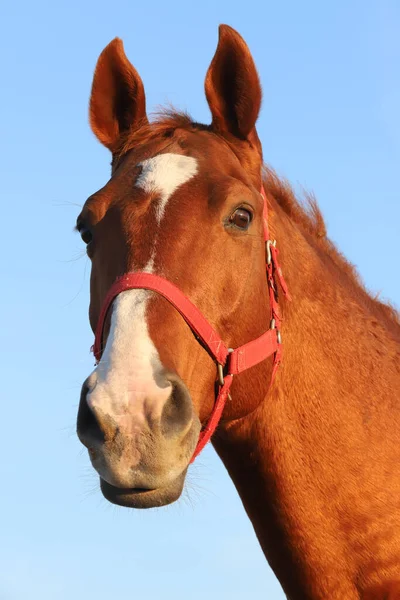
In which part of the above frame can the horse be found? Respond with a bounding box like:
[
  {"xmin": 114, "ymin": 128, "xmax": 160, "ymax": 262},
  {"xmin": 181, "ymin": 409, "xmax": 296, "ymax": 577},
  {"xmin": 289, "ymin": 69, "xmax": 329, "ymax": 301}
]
[{"xmin": 75, "ymin": 25, "xmax": 400, "ymax": 599}]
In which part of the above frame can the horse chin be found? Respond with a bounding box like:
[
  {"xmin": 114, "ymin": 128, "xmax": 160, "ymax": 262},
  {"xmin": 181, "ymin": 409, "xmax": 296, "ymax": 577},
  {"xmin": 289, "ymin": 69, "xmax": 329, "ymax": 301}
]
[{"xmin": 99, "ymin": 471, "xmax": 187, "ymax": 509}]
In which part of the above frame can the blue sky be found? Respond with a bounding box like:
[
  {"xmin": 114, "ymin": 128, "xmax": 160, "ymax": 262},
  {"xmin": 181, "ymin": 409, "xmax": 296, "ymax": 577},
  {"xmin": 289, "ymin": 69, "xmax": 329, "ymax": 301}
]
[{"xmin": 1, "ymin": 1, "xmax": 399, "ymax": 598}]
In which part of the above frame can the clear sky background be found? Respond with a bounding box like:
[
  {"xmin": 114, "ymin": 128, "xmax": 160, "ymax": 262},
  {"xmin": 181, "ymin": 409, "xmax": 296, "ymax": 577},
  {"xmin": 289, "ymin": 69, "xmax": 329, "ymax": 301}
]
[{"xmin": 1, "ymin": 1, "xmax": 399, "ymax": 598}]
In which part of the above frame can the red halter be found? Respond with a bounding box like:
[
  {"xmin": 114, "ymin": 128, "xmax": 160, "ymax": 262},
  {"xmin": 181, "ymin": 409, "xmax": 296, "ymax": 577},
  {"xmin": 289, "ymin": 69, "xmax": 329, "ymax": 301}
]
[{"xmin": 92, "ymin": 186, "xmax": 290, "ymax": 462}]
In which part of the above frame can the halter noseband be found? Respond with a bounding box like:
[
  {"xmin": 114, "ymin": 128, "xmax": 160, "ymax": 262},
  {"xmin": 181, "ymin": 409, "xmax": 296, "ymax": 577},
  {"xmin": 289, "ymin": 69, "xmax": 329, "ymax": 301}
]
[{"xmin": 92, "ymin": 186, "xmax": 290, "ymax": 462}]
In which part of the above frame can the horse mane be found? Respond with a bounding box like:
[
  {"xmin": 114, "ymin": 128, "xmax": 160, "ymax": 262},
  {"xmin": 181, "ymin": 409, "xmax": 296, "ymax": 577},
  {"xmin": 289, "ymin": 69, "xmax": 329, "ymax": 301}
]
[
  {"xmin": 263, "ymin": 167, "xmax": 400, "ymax": 334},
  {"xmin": 118, "ymin": 110, "xmax": 399, "ymax": 332}
]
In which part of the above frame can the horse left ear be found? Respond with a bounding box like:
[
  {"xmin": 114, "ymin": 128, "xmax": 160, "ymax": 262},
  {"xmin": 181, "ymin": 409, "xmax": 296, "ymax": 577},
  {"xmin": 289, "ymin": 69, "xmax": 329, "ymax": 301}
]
[{"xmin": 205, "ymin": 25, "xmax": 262, "ymax": 142}]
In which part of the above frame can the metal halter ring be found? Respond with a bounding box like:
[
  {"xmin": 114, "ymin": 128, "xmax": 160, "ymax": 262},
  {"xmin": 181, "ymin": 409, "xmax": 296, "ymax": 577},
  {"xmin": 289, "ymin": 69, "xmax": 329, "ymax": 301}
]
[
  {"xmin": 217, "ymin": 363, "xmax": 225, "ymax": 386},
  {"xmin": 217, "ymin": 348, "xmax": 234, "ymax": 386}
]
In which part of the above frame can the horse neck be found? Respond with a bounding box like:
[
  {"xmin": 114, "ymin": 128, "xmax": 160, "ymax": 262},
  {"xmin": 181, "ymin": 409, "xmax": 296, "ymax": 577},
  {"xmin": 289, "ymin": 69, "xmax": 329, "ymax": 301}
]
[{"xmin": 214, "ymin": 200, "xmax": 400, "ymax": 599}]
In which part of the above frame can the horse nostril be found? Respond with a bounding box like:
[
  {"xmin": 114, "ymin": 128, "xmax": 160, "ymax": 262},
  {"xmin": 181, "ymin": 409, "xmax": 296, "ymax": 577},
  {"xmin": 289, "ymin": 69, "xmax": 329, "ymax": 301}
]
[
  {"xmin": 161, "ymin": 374, "xmax": 193, "ymax": 439},
  {"xmin": 77, "ymin": 383, "xmax": 105, "ymax": 446}
]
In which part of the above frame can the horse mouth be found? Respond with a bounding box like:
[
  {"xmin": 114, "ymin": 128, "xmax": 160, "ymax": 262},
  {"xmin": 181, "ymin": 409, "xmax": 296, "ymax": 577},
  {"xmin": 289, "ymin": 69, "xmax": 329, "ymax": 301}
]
[{"xmin": 100, "ymin": 471, "xmax": 187, "ymax": 509}]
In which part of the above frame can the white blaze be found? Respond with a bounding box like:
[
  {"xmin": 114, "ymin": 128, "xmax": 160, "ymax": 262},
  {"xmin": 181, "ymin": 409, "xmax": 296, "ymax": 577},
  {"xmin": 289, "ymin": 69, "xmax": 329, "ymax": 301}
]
[
  {"xmin": 88, "ymin": 288, "xmax": 170, "ymax": 426},
  {"xmin": 87, "ymin": 153, "xmax": 198, "ymax": 423},
  {"xmin": 136, "ymin": 153, "xmax": 198, "ymax": 222}
]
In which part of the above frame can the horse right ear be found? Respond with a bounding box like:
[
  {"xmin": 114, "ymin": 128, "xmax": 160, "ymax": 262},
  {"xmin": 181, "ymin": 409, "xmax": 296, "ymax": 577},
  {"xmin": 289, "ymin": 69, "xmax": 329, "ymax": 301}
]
[{"xmin": 89, "ymin": 38, "xmax": 148, "ymax": 153}]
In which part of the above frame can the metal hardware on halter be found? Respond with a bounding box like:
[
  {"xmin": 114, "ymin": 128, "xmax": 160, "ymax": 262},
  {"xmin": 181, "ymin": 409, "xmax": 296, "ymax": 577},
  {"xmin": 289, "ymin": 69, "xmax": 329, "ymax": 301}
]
[
  {"xmin": 217, "ymin": 363, "xmax": 225, "ymax": 386},
  {"xmin": 266, "ymin": 239, "xmax": 277, "ymax": 266},
  {"xmin": 217, "ymin": 348, "xmax": 234, "ymax": 386},
  {"xmin": 270, "ymin": 318, "xmax": 282, "ymax": 344}
]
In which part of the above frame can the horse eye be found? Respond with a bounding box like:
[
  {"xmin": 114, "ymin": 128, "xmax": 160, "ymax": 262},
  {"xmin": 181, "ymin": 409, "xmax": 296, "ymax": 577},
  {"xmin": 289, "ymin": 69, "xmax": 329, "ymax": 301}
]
[
  {"xmin": 79, "ymin": 227, "xmax": 92, "ymax": 244},
  {"xmin": 230, "ymin": 208, "xmax": 253, "ymax": 230}
]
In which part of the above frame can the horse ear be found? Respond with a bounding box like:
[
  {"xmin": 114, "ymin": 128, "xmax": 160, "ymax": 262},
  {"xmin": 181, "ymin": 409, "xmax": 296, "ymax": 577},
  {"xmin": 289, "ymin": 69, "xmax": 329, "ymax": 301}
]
[
  {"xmin": 89, "ymin": 38, "xmax": 148, "ymax": 152},
  {"xmin": 205, "ymin": 25, "xmax": 262, "ymax": 141}
]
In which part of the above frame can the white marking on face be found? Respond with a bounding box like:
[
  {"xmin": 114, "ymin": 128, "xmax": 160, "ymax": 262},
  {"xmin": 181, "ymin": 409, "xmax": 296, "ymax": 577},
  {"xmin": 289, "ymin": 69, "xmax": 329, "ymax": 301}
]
[
  {"xmin": 85, "ymin": 154, "xmax": 198, "ymax": 477},
  {"xmin": 135, "ymin": 153, "xmax": 198, "ymax": 223},
  {"xmin": 89, "ymin": 152, "xmax": 199, "ymax": 412},
  {"xmin": 89, "ymin": 288, "xmax": 169, "ymax": 410},
  {"xmin": 87, "ymin": 284, "xmax": 172, "ymax": 469}
]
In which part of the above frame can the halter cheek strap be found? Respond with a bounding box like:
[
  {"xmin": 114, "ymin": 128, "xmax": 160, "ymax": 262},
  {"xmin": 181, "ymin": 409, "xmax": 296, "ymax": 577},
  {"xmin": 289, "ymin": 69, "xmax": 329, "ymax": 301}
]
[{"xmin": 92, "ymin": 186, "xmax": 290, "ymax": 462}]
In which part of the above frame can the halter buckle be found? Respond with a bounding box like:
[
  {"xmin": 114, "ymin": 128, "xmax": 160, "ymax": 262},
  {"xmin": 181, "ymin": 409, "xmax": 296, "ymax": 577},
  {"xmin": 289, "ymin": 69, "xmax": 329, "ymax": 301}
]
[{"xmin": 266, "ymin": 239, "xmax": 277, "ymax": 265}]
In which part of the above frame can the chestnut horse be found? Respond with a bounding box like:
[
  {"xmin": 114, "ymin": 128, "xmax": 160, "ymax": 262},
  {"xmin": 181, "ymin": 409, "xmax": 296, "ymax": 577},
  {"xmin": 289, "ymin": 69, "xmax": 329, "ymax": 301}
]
[{"xmin": 76, "ymin": 25, "xmax": 400, "ymax": 599}]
